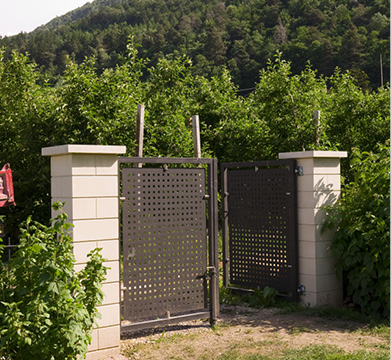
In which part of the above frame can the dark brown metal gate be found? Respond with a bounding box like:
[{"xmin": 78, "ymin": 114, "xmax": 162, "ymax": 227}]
[
  {"xmin": 221, "ymin": 160, "xmax": 298, "ymax": 301},
  {"xmin": 120, "ymin": 157, "xmax": 219, "ymax": 332}
]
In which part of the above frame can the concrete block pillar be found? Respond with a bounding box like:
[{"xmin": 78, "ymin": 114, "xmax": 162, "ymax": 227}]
[
  {"xmin": 279, "ymin": 150, "xmax": 347, "ymax": 307},
  {"xmin": 42, "ymin": 144, "xmax": 126, "ymax": 360}
]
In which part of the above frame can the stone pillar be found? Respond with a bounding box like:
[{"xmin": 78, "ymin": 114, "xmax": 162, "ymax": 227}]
[
  {"xmin": 42, "ymin": 144, "xmax": 126, "ymax": 360},
  {"xmin": 279, "ymin": 151, "xmax": 347, "ymax": 307}
]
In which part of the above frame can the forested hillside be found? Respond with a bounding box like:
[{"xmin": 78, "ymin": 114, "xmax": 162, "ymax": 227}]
[{"xmin": 0, "ymin": 0, "xmax": 389, "ymax": 89}]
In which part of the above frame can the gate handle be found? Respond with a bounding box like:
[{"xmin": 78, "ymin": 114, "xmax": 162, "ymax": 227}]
[{"xmin": 204, "ymin": 266, "xmax": 216, "ymax": 281}]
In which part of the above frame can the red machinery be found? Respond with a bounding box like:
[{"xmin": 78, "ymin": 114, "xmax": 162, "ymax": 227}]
[{"xmin": 0, "ymin": 164, "xmax": 15, "ymax": 207}]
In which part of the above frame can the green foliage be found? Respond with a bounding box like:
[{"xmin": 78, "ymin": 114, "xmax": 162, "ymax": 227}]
[
  {"xmin": 324, "ymin": 143, "xmax": 390, "ymax": 318},
  {"xmin": 250, "ymin": 53, "xmax": 332, "ymax": 156},
  {"xmin": 0, "ymin": 204, "xmax": 107, "ymax": 359},
  {"xmin": 0, "ymin": 0, "xmax": 389, "ymax": 89},
  {"xmin": 219, "ymin": 285, "xmax": 279, "ymax": 308},
  {"xmin": 0, "ymin": 43, "xmax": 389, "ymax": 236},
  {"xmin": 251, "ymin": 287, "xmax": 279, "ymax": 307},
  {"xmin": 0, "ymin": 49, "xmax": 55, "ymax": 229},
  {"xmin": 143, "ymin": 56, "xmax": 196, "ymax": 157}
]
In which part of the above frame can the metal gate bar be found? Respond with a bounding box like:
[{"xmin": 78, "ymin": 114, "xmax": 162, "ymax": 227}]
[
  {"xmin": 221, "ymin": 160, "xmax": 298, "ymax": 301},
  {"xmin": 119, "ymin": 157, "xmax": 219, "ymax": 332}
]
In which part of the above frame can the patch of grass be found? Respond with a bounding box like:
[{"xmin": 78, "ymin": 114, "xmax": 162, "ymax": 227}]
[
  {"xmin": 122, "ymin": 343, "xmax": 146, "ymax": 357},
  {"xmin": 255, "ymin": 339, "xmax": 284, "ymax": 347},
  {"xmin": 282, "ymin": 345, "xmax": 390, "ymax": 360},
  {"xmin": 212, "ymin": 321, "xmax": 230, "ymax": 332},
  {"xmin": 356, "ymin": 324, "xmax": 390, "ymax": 341},
  {"xmin": 217, "ymin": 344, "xmax": 389, "ymax": 360},
  {"xmin": 288, "ymin": 325, "xmax": 317, "ymax": 335},
  {"xmin": 181, "ymin": 344, "xmax": 196, "ymax": 356},
  {"xmin": 218, "ymin": 350, "xmax": 271, "ymax": 360},
  {"xmin": 275, "ymin": 300, "xmax": 304, "ymax": 314},
  {"xmin": 278, "ymin": 304, "xmax": 389, "ymax": 331}
]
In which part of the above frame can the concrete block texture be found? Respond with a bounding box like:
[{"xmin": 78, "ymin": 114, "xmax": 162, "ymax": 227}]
[
  {"xmin": 72, "ymin": 219, "xmax": 119, "ymax": 242},
  {"xmin": 293, "ymin": 158, "xmax": 342, "ymax": 176},
  {"xmin": 44, "ymin": 145, "xmax": 125, "ymax": 360},
  {"xmin": 88, "ymin": 329, "xmax": 99, "ymax": 351},
  {"xmin": 298, "ymin": 240, "xmax": 333, "ymax": 260},
  {"xmin": 98, "ymin": 325, "xmax": 121, "ymax": 349},
  {"xmin": 298, "ymin": 273, "xmax": 342, "ymax": 297},
  {"xmin": 298, "ymin": 207, "xmax": 327, "ymax": 226},
  {"xmin": 297, "ymin": 174, "xmax": 341, "ymax": 192},
  {"xmin": 312, "ymin": 158, "xmax": 342, "ymax": 174},
  {"xmin": 298, "ymin": 224, "xmax": 335, "ymax": 242},
  {"xmin": 51, "ymin": 175, "xmax": 119, "ymax": 198},
  {"xmin": 102, "ymin": 261, "xmax": 120, "ymax": 283},
  {"xmin": 316, "ymin": 290, "xmax": 343, "ymax": 306},
  {"xmin": 72, "ymin": 176, "xmax": 119, "ymax": 198},
  {"xmin": 51, "ymin": 197, "xmax": 118, "ymax": 220},
  {"xmin": 49, "ymin": 152, "xmax": 122, "ymax": 177},
  {"xmin": 101, "ymin": 282, "xmax": 120, "ymax": 305},
  {"xmin": 96, "ymin": 303, "xmax": 121, "ymax": 328},
  {"xmin": 73, "ymin": 239, "xmax": 119, "ymax": 264},
  {"xmin": 85, "ymin": 347, "xmax": 120, "ymax": 360},
  {"xmin": 73, "ymin": 241, "xmax": 97, "ymax": 264},
  {"xmin": 97, "ymin": 198, "xmax": 119, "ymax": 218},
  {"xmin": 298, "ymin": 190, "xmax": 341, "ymax": 209},
  {"xmin": 74, "ymin": 260, "xmax": 120, "ymax": 283},
  {"xmin": 286, "ymin": 151, "xmax": 346, "ymax": 306}
]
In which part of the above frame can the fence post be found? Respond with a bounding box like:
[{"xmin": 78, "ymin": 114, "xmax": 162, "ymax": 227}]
[
  {"xmin": 42, "ymin": 144, "xmax": 126, "ymax": 360},
  {"xmin": 279, "ymin": 150, "xmax": 347, "ymax": 307}
]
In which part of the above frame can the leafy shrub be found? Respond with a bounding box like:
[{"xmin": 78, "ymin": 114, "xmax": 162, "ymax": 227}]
[
  {"xmin": 0, "ymin": 204, "xmax": 107, "ymax": 359},
  {"xmin": 325, "ymin": 143, "xmax": 390, "ymax": 318}
]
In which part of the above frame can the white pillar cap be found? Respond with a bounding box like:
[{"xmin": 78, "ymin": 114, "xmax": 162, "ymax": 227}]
[
  {"xmin": 279, "ymin": 150, "xmax": 347, "ymax": 159},
  {"xmin": 42, "ymin": 144, "xmax": 126, "ymax": 157}
]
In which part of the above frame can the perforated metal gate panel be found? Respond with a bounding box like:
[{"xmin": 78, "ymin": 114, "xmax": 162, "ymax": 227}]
[
  {"xmin": 222, "ymin": 160, "xmax": 298, "ymax": 300},
  {"xmin": 122, "ymin": 167, "xmax": 208, "ymax": 323}
]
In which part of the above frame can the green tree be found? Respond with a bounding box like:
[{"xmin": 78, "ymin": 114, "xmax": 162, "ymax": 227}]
[
  {"xmin": 0, "ymin": 50, "xmax": 56, "ymax": 229},
  {"xmin": 325, "ymin": 143, "xmax": 390, "ymax": 318}
]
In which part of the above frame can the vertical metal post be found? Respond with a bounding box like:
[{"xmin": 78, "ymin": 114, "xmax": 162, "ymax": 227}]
[
  {"xmin": 136, "ymin": 104, "xmax": 145, "ymax": 167},
  {"xmin": 221, "ymin": 166, "xmax": 230, "ymax": 287},
  {"xmin": 192, "ymin": 115, "xmax": 201, "ymax": 158},
  {"xmin": 208, "ymin": 158, "xmax": 219, "ymax": 324}
]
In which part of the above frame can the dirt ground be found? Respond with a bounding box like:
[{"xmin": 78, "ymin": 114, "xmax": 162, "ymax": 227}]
[{"xmin": 109, "ymin": 305, "xmax": 389, "ymax": 360}]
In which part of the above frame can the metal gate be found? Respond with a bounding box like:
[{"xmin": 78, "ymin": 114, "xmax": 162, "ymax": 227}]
[
  {"xmin": 221, "ymin": 160, "xmax": 298, "ymax": 301},
  {"xmin": 120, "ymin": 157, "xmax": 219, "ymax": 332}
]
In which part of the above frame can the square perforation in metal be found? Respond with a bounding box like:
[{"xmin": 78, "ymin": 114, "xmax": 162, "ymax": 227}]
[
  {"xmin": 226, "ymin": 165, "xmax": 296, "ymax": 295},
  {"xmin": 122, "ymin": 168, "xmax": 208, "ymax": 322}
]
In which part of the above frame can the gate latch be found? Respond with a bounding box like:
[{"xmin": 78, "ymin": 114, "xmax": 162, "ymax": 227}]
[
  {"xmin": 295, "ymin": 166, "xmax": 304, "ymax": 176},
  {"xmin": 297, "ymin": 284, "xmax": 306, "ymax": 295},
  {"xmin": 204, "ymin": 266, "xmax": 216, "ymax": 281}
]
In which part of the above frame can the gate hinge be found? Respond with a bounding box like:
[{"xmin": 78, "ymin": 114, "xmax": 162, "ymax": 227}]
[{"xmin": 295, "ymin": 166, "xmax": 304, "ymax": 176}]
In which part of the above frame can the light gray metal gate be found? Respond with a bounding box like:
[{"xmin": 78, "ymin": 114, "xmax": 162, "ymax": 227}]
[
  {"xmin": 120, "ymin": 157, "xmax": 219, "ymax": 332},
  {"xmin": 221, "ymin": 160, "xmax": 299, "ymax": 301}
]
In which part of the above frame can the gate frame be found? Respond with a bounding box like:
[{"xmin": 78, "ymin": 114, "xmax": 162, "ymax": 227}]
[
  {"xmin": 221, "ymin": 159, "xmax": 299, "ymax": 301},
  {"xmin": 118, "ymin": 156, "xmax": 219, "ymax": 332}
]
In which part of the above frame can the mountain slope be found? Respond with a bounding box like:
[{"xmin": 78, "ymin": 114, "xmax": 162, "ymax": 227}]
[{"xmin": 0, "ymin": 0, "xmax": 389, "ymax": 89}]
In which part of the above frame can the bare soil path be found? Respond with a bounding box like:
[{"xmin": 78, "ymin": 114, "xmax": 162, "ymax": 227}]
[{"xmin": 110, "ymin": 305, "xmax": 389, "ymax": 359}]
